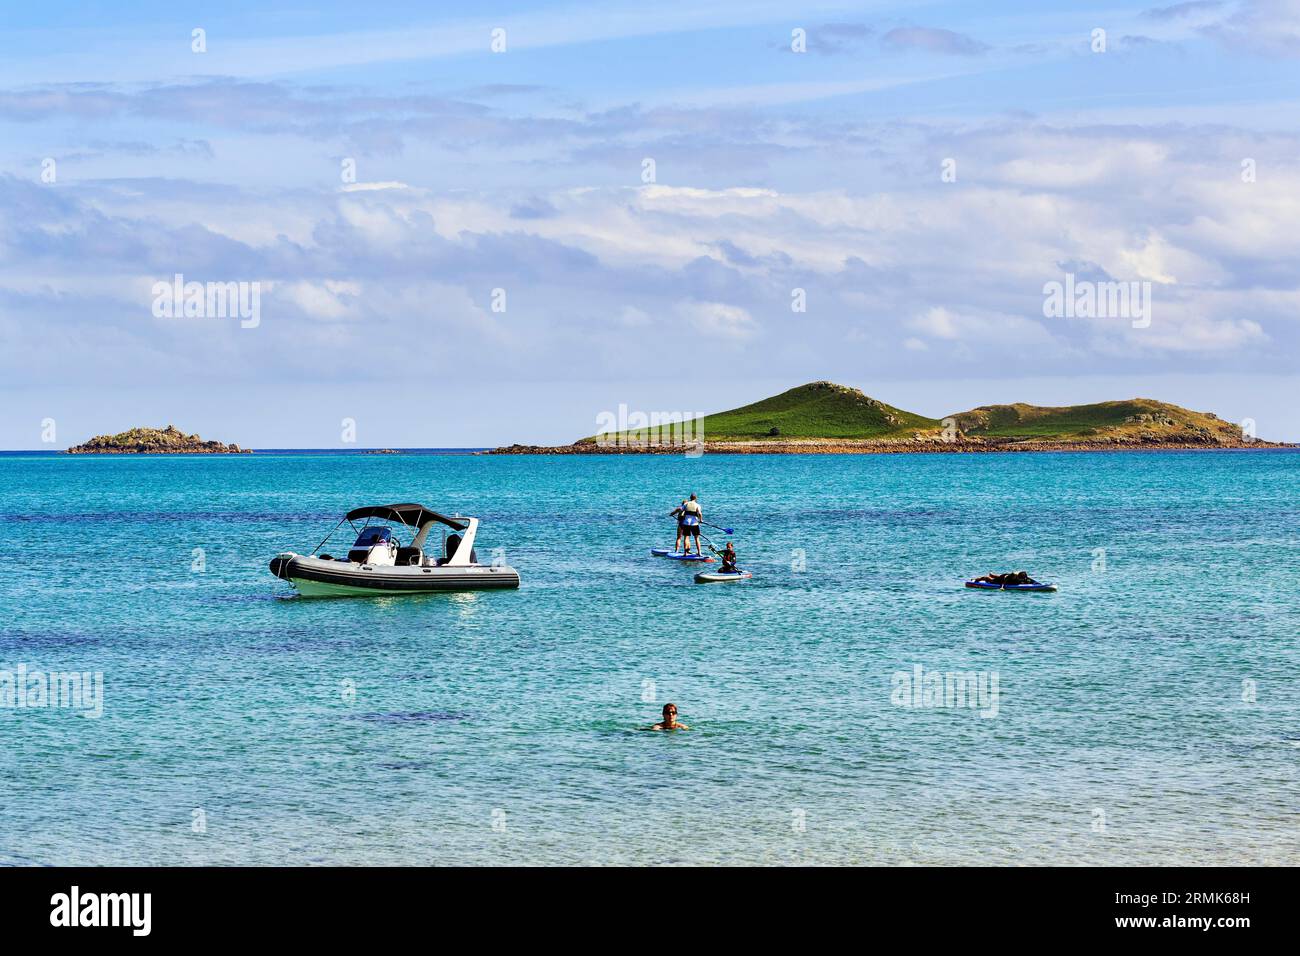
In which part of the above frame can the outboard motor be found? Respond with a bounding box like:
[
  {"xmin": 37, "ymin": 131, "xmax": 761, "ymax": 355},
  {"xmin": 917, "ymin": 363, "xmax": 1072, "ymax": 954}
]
[{"xmin": 348, "ymin": 526, "xmax": 397, "ymax": 565}]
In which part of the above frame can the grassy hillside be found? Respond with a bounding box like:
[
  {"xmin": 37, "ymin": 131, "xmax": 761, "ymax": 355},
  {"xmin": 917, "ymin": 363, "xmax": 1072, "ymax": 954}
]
[
  {"xmin": 584, "ymin": 381, "xmax": 942, "ymax": 444},
  {"xmin": 949, "ymin": 399, "xmax": 1242, "ymax": 442}
]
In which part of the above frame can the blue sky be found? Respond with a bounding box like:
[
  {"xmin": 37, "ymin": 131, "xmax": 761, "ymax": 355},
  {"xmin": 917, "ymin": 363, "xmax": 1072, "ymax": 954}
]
[{"xmin": 3, "ymin": 0, "xmax": 1300, "ymax": 446}]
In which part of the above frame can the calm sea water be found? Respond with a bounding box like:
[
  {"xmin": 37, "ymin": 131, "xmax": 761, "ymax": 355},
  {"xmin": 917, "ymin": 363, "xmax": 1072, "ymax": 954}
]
[{"xmin": 1, "ymin": 450, "xmax": 1297, "ymax": 866}]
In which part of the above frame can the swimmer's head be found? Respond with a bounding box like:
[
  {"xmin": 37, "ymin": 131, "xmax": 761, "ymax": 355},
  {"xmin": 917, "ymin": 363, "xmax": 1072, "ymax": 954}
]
[{"xmin": 662, "ymin": 703, "xmax": 678, "ymax": 720}]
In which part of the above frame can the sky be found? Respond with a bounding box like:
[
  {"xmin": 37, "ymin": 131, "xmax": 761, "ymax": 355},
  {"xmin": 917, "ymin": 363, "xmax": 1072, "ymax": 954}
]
[{"xmin": 3, "ymin": 0, "xmax": 1300, "ymax": 447}]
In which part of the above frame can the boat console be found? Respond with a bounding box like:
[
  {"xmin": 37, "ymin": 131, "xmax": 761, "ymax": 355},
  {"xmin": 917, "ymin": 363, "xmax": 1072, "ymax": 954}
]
[{"xmin": 348, "ymin": 526, "xmax": 398, "ymax": 564}]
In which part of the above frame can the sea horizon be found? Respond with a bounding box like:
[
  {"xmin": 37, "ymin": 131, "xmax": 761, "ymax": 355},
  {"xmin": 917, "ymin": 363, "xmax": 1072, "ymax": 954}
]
[
  {"xmin": 4, "ymin": 445, "xmax": 1297, "ymax": 457},
  {"xmin": 0, "ymin": 447, "xmax": 490, "ymax": 456}
]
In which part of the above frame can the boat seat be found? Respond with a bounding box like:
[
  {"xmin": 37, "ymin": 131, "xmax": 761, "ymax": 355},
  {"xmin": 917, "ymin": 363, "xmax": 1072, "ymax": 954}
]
[
  {"xmin": 435, "ymin": 549, "xmax": 478, "ymax": 566},
  {"xmin": 395, "ymin": 547, "xmax": 422, "ymax": 566},
  {"xmin": 443, "ymin": 534, "xmax": 478, "ymax": 565}
]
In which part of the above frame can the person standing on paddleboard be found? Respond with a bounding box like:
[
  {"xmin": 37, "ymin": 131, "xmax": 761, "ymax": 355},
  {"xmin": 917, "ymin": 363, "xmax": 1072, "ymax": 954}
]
[
  {"xmin": 668, "ymin": 499, "xmax": 689, "ymax": 553},
  {"xmin": 681, "ymin": 494, "xmax": 703, "ymax": 555}
]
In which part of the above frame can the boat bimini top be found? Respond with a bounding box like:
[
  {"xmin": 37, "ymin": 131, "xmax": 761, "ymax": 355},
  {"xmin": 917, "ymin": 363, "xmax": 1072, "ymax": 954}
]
[
  {"xmin": 336, "ymin": 503, "xmax": 474, "ymax": 565},
  {"xmin": 269, "ymin": 502, "xmax": 520, "ymax": 596},
  {"xmin": 345, "ymin": 503, "xmax": 468, "ymax": 531}
]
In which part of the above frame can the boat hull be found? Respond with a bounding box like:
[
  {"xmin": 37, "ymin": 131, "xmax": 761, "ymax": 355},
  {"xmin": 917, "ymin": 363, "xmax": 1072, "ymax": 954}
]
[{"xmin": 270, "ymin": 554, "xmax": 520, "ymax": 596}]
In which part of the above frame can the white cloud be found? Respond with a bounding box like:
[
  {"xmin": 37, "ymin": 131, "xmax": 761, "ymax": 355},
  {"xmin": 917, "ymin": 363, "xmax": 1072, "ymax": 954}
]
[
  {"xmin": 618, "ymin": 305, "xmax": 652, "ymax": 327},
  {"xmin": 341, "ymin": 181, "xmax": 409, "ymax": 192},
  {"xmin": 677, "ymin": 300, "xmax": 756, "ymax": 340},
  {"xmin": 909, "ymin": 306, "xmax": 963, "ymax": 340},
  {"xmin": 3, "ymin": 114, "xmax": 1298, "ymax": 397},
  {"xmin": 276, "ymin": 280, "xmax": 361, "ymax": 320},
  {"xmin": 1200, "ymin": 0, "xmax": 1300, "ymax": 57}
]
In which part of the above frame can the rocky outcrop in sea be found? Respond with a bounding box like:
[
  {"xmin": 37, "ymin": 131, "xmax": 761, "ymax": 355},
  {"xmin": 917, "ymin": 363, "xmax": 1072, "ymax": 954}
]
[{"xmin": 66, "ymin": 425, "xmax": 251, "ymax": 454}]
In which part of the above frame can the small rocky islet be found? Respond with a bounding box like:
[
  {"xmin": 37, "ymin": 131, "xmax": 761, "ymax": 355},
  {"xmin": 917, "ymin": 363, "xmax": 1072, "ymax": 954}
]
[{"xmin": 65, "ymin": 425, "xmax": 250, "ymax": 455}]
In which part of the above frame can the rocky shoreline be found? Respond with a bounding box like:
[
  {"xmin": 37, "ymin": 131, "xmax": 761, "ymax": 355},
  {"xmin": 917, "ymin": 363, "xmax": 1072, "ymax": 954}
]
[
  {"xmin": 66, "ymin": 425, "xmax": 250, "ymax": 455},
  {"xmin": 485, "ymin": 435, "xmax": 1289, "ymax": 455}
]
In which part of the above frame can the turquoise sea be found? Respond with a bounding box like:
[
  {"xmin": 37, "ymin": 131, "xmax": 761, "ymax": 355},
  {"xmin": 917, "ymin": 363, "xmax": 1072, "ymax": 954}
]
[{"xmin": 1, "ymin": 450, "xmax": 1297, "ymax": 866}]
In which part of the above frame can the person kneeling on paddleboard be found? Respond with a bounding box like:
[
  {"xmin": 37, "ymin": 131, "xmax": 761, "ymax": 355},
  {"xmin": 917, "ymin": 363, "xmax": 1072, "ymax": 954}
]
[
  {"xmin": 718, "ymin": 542, "xmax": 738, "ymax": 573},
  {"xmin": 680, "ymin": 494, "xmax": 703, "ymax": 555}
]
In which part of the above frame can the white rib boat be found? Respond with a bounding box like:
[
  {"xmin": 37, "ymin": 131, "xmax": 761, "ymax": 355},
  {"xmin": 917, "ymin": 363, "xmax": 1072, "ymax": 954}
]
[{"xmin": 269, "ymin": 503, "xmax": 520, "ymax": 596}]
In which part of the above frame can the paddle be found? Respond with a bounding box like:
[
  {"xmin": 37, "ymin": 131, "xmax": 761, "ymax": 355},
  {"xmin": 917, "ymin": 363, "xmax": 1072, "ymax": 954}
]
[
  {"xmin": 699, "ymin": 534, "xmax": 741, "ymax": 573},
  {"xmin": 664, "ymin": 504, "xmax": 733, "ymax": 535},
  {"xmin": 685, "ymin": 527, "xmax": 719, "ymax": 560}
]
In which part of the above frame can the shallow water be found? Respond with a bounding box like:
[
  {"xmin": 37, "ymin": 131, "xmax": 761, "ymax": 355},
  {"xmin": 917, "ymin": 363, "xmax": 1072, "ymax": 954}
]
[{"xmin": 1, "ymin": 450, "xmax": 1297, "ymax": 865}]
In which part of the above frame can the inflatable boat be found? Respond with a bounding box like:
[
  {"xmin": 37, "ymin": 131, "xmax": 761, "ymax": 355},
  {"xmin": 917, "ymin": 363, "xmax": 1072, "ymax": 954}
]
[{"xmin": 270, "ymin": 503, "xmax": 520, "ymax": 596}]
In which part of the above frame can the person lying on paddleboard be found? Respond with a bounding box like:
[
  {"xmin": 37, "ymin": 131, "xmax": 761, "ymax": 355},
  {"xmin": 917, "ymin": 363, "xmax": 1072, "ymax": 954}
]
[
  {"xmin": 680, "ymin": 494, "xmax": 703, "ymax": 555},
  {"xmin": 650, "ymin": 702, "xmax": 689, "ymax": 731},
  {"xmin": 718, "ymin": 542, "xmax": 738, "ymax": 573},
  {"xmin": 973, "ymin": 571, "xmax": 1038, "ymax": 585}
]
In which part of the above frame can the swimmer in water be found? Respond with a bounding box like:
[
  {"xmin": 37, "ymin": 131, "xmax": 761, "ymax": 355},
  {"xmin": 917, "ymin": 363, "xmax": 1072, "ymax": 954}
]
[{"xmin": 650, "ymin": 702, "xmax": 689, "ymax": 731}]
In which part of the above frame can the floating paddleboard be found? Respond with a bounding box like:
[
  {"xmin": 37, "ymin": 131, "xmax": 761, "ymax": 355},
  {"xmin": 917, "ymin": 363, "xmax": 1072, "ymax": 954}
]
[
  {"xmin": 650, "ymin": 547, "xmax": 672, "ymax": 556},
  {"xmin": 964, "ymin": 580, "xmax": 1057, "ymax": 592},
  {"xmin": 695, "ymin": 569, "xmax": 751, "ymax": 583},
  {"xmin": 664, "ymin": 552, "xmax": 714, "ymax": 562}
]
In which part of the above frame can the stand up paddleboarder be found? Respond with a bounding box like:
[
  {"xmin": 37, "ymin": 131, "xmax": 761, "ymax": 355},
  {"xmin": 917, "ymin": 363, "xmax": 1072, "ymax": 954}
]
[
  {"xmin": 669, "ymin": 500, "xmax": 688, "ymax": 553},
  {"xmin": 680, "ymin": 494, "xmax": 703, "ymax": 555}
]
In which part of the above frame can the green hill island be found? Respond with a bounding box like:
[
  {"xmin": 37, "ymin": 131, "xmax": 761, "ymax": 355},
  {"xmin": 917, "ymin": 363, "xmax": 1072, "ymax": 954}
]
[{"xmin": 488, "ymin": 381, "xmax": 1283, "ymax": 454}]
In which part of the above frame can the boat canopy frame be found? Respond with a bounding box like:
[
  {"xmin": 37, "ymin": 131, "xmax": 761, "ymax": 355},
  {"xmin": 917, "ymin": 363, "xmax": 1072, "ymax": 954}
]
[{"xmin": 309, "ymin": 503, "xmax": 470, "ymax": 556}]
